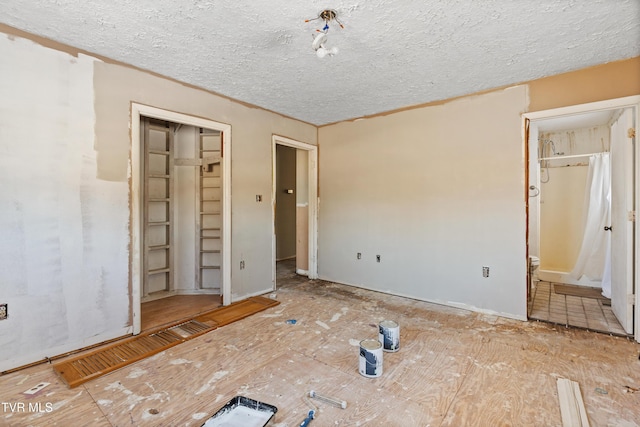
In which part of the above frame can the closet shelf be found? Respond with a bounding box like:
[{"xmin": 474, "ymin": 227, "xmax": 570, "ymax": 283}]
[{"xmin": 149, "ymin": 244, "xmax": 170, "ymax": 250}]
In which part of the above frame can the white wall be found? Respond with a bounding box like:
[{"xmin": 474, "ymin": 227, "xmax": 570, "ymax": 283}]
[
  {"xmin": 318, "ymin": 86, "xmax": 529, "ymax": 319},
  {"xmin": 0, "ymin": 30, "xmax": 316, "ymax": 371},
  {"xmin": 0, "ymin": 36, "xmax": 130, "ymax": 371}
]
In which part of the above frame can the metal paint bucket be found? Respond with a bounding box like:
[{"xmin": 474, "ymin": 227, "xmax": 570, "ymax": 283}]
[
  {"xmin": 378, "ymin": 320, "xmax": 400, "ymax": 352},
  {"xmin": 359, "ymin": 339, "xmax": 383, "ymax": 378}
]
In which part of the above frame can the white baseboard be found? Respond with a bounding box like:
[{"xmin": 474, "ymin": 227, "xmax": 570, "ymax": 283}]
[
  {"xmin": 317, "ymin": 276, "xmax": 527, "ymax": 322},
  {"xmin": 230, "ymin": 287, "xmax": 276, "ymax": 304},
  {"xmin": 142, "ymin": 289, "xmax": 220, "ymax": 303},
  {"xmin": 175, "ymin": 289, "xmax": 221, "ymax": 296}
]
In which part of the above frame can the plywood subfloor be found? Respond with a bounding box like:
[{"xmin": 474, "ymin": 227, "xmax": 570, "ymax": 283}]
[
  {"xmin": 53, "ymin": 296, "xmax": 278, "ymax": 389},
  {"xmin": 142, "ymin": 294, "xmax": 222, "ymax": 331},
  {"xmin": 2, "ymin": 280, "xmax": 639, "ymax": 426}
]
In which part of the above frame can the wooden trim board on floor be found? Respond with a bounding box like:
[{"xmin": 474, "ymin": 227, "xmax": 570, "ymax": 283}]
[
  {"xmin": 557, "ymin": 378, "xmax": 590, "ymax": 427},
  {"xmin": 53, "ymin": 296, "xmax": 279, "ymax": 388}
]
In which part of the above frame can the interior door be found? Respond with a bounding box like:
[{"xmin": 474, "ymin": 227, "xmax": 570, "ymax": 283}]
[{"xmin": 610, "ymin": 108, "xmax": 635, "ymax": 334}]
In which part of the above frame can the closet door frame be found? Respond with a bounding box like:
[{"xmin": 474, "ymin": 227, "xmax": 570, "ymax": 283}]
[{"xmin": 131, "ymin": 103, "xmax": 231, "ymax": 335}]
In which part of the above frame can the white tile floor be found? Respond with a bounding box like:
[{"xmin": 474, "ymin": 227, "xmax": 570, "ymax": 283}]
[{"xmin": 529, "ymin": 281, "xmax": 628, "ymax": 336}]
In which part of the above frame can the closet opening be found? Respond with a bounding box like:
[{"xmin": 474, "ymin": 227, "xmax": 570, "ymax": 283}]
[{"xmin": 131, "ymin": 104, "xmax": 231, "ymax": 334}]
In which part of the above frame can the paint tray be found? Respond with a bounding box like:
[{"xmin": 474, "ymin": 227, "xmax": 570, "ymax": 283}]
[{"xmin": 201, "ymin": 396, "xmax": 278, "ymax": 427}]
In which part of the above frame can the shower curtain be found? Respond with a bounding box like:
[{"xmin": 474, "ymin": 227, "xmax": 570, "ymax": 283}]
[{"xmin": 569, "ymin": 153, "xmax": 611, "ymax": 295}]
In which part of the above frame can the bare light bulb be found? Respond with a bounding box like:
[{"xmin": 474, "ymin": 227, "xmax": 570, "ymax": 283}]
[{"xmin": 316, "ymin": 45, "xmax": 338, "ymax": 58}]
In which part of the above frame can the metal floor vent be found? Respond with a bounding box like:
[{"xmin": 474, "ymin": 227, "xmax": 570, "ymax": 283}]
[{"xmin": 54, "ymin": 296, "xmax": 279, "ymax": 388}]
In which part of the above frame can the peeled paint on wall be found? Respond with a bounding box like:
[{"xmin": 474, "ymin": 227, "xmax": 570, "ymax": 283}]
[{"xmin": 0, "ymin": 34, "xmax": 130, "ymax": 371}]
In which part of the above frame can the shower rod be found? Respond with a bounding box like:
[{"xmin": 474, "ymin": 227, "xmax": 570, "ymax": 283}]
[{"xmin": 538, "ymin": 152, "xmax": 607, "ymax": 162}]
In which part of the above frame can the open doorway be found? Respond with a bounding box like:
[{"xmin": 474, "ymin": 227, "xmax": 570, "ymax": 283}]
[
  {"xmin": 272, "ymin": 135, "xmax": 318, "ymax": 288},
  {"xmin": 524, "ymin": 96, "xmax": 639, "ymax": 341},
  {"xmin": 275, "ymin": 145, "xmax": 298, "ymax": 281},
  {"xmin": 131, "ymin": 104, "xmax": 231, "ymax": 335}
]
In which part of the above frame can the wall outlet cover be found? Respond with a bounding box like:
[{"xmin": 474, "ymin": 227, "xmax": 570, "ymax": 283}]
[
  {"xmin": 23, "ymin": 382, "xmax": 50, "ymax": 395},
  {"xmin": 482, "ymin": 266, "xmax": 490, "ymax": 278},
  {"xmin": 0, "ymin": 304, "xmax": 6, "ymax": 320}
]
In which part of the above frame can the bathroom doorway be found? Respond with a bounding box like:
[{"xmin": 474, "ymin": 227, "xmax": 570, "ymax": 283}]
[{"xmin": 524, "ymin": 96, "xmax": 639, "ymax": 340}]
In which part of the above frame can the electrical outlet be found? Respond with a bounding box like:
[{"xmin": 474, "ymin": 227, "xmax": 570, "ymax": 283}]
[
  {"xmin": 0, "ymin": 304, "xmax": 7, "ymax": 320},
  {"xmin": 482, "ymin": 266, "xmax": 490, "ymax": 278},
  {"xmin": 240, "ymin": 260, "xmax": 245, "ymax": 270},
  {"xmin": 357, "ymin": 252, "xmax": 361, "ymax": 260},
  {"xmin": 256, "ymin": 195, "xmax": 262, "ymax": 202},
  {"xmin": 376, "ymin": 255, "xmax": 381, "ymax": 263}
]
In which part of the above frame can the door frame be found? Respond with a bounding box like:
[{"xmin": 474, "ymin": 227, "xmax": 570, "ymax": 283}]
[
  {"xmin": 271, "ymin": 135, "xmax": 319, "ymax": 283},
  {"xmin": 523, "ymin": 95, "xmax": 640, "ymax": 342},
  {"xmin": 131, "ymin": 103, "xmax": 232, "ymax": 334}
]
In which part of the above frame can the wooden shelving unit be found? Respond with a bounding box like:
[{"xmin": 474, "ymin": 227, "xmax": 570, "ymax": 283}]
[
  {"xmin": 198, "ymin": 130, "xmax": 222, "ymax": 291},
  {"xmin": 143, "ymin": 120, "xmax": 174, "ymax": 299}
]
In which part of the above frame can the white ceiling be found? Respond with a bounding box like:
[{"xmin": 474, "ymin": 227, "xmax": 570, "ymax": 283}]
[
  {"xmin": 535, "ymin": 109, "xmax": 616, "ymax": 132},
  {"xmin": 1, "ymin": 1, "xmax": 639, "ymax": 125}
]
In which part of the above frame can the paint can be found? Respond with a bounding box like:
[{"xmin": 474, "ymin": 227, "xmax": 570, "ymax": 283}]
[
  {"xmin": 359, "ymin": 339, "xmax": 383, "ymax": 378},
  {"xmin": 378, "ymin": 320, "xmax": 400, "ymax": 352}
]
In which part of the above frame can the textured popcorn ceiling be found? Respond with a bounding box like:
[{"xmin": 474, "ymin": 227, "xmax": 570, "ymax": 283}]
[{"xmin": 1, "ymin": 1, "xmax": 639, "ymax": 125}]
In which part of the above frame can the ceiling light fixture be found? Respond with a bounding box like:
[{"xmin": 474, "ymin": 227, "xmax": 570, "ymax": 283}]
[{"xmin": 305, "ymin": 9, "xmax": 343, "ymax": 58}]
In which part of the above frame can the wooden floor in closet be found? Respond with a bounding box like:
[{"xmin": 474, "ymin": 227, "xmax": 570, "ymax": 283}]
[
  {"xmin": 1, "ymin": 271, "xmax": 639, "ymax": 426},
  {"xmin": 141, "ymin": 294, "xmax": 222, "ymax": 331}
]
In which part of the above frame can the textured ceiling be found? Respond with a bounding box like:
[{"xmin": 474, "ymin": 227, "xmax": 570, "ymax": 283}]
[{"xmin": 1, "ymin": 1, "xmax": 639, "ymax": 125}]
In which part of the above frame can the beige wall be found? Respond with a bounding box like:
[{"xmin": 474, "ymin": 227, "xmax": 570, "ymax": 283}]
[
  {"xmin": 540, "ymin": 166, "xmax": 588, "ymax": 271},
  {"xmin": 92, "ymin": 62, "xmax": 316, "ymax": 302},
  {"xmin": 318, "ymin": 87, "xmax": 529, "ymax": 318},
  {"xmin": 538, "ymin": 125, "xmax": 610, "ymax": 272},
  {"xmin": 0, "ymin": 28, "xmax": 316, "ymax": 371},
  {"xmin": 528, "ymin": 57, "xmax": 640, "ymax": 112},
  {"xmin": 317, "ymin": 56, "xmax": 639, "ymax": 318}
]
